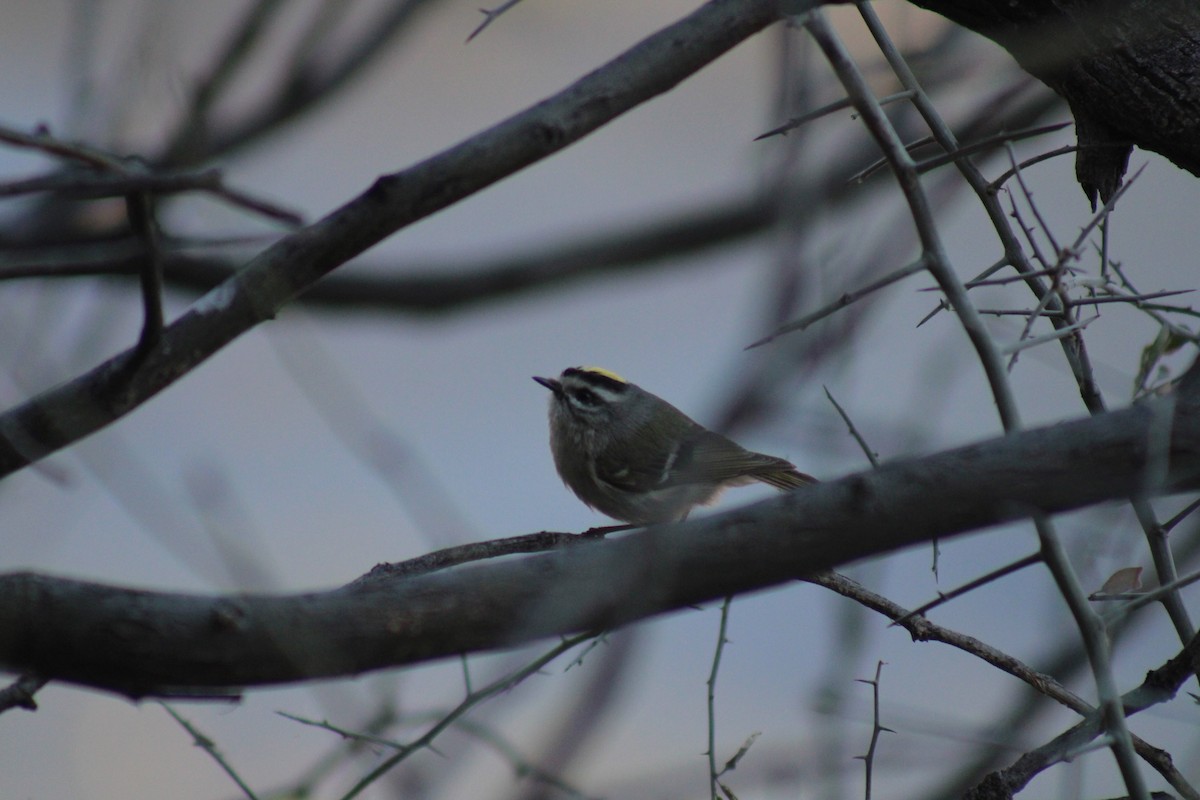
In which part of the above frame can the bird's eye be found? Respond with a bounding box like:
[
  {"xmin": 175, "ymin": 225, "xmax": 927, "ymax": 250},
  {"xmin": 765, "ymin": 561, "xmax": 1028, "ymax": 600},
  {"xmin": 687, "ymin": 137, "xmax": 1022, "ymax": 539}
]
[{"xmin": 572, "ymin": 388, "xmax": 600, "ymax": 406}]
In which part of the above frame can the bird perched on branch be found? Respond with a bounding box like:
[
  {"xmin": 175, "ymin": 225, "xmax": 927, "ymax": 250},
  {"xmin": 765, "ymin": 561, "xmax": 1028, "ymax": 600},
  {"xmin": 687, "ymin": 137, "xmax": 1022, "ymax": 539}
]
[{"xmin": 533, "ymin": 366, "xmax": 815, "ymax": 525}]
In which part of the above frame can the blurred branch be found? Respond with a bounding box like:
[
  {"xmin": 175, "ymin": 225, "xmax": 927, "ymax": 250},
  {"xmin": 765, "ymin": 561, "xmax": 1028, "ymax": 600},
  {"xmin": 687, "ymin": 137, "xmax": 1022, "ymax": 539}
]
[
  {"xmin": 2, "ymin": 29, "xmax": 1062, "ymax": 320},
  {"xmin": 341, "ymin": 630, "xmax": 599, "ymax": 799},
  {"xmin": 267, "ymin": 314, "xmax": 477, "ymax": 546},
  {"xmin": 0, "ymin": 194, "xmax": 766, "ymax": 289},
  {"xmin": 0, "ymin": 123, "xmax": 124, "ymax": 169},
  {"xmin": 161, "ymin": 0, "xmax": 440, "ymax": 166},
  {"xmin": 4, "ymin": 374, "xmax": 1200, "ymax": 696},
  {"xmin": 0, "ymin": 122, "xmax": 304, "ymax": 224},
  {"xmin": 810, "ymin": 572, "xmax": 1199, "ymax": 799},
  {"xmin": 503, "ymin": 629, "xmax": 639, "ymax": 800},
  {"xmin": 159, "ymin": 0, "xmax": 290, "ymax": 161},
  {"xmin": 279, "ymin": 673, "xmax": 603, "ymax": 800},
  {"xmin": 160, "ymin": 193, "xmax": 778, "ymax": 311},
  {"xmin": 0, "ymin": 0, "xmax": 788, "ymax": 478}
]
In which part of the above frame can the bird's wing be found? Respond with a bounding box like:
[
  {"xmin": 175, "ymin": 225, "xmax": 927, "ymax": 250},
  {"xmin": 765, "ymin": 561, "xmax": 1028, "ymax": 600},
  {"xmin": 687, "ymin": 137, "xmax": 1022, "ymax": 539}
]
[
  {"xmin": 668, "ymin": 429, "xmax": 812, "ymax": 487},
  {"xmin": 592, "ymin": 418, "xmax": 705, "ymax": 493},
  {"xmin": 595, "ymin": 423, "xmax": 813, "ymax": 492}
]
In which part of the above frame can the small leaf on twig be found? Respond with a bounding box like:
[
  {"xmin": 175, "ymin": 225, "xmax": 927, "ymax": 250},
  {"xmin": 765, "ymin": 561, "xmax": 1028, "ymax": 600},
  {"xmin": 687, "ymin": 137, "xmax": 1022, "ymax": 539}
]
[
  {"xmin": 1135, "ymin": 324, "xmax": 1190, "ymax": 397},
  {"xmin": 721, "ymin": 731, "xmax": 761, "ymax": 774},
  {"xmin": 1088, "ymin": 567, "xmax": 1143, "ymax": 600}
]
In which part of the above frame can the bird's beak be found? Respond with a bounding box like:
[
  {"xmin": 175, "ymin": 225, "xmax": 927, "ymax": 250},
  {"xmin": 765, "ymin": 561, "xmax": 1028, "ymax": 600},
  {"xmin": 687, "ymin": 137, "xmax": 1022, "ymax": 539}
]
[{"xmin": 532, "ymin": 375, "xmax": 562, "ymax": 396}]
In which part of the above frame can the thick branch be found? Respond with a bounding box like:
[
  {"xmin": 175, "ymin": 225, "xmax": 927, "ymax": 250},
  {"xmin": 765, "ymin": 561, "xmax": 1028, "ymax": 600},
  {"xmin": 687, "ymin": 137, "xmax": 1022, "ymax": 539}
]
[
  {"xmin": 3, "ymin": 378, "xmax": 1200, "ymax": 697},
  {"xmin": 909, "ymin": 0, "xmax": 1200, "ymax": 205}
]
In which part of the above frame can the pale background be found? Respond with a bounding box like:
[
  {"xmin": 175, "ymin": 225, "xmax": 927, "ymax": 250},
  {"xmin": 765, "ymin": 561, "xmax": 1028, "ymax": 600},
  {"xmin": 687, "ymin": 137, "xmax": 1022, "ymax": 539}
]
[{"xmin": 1, "ymin": 1, "xmax": 1198, "ymax": 798}]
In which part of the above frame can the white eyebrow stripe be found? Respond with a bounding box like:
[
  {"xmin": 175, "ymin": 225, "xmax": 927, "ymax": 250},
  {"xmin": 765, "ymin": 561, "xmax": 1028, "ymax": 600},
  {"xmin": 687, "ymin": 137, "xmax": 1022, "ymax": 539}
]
[
  {"xmin": 563, "ymin": 378, "xmax": 625, "ymax": 407},
  {"xmin": 592, "ymin": 385, "xmax": 625, "ymax": 403}
]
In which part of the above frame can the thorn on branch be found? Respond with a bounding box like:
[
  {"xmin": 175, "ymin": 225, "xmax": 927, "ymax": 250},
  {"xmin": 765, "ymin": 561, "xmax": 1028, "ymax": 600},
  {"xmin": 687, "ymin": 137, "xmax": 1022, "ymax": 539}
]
[{"xmin": 466, "ymin": 0, "xmax": 525, "ymax": 43}]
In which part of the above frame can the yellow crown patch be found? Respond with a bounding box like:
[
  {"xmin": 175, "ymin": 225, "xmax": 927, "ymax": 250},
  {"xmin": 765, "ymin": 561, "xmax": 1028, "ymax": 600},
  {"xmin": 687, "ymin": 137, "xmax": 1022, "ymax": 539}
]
[{"xmin": 578, "ymin": 366, "xmax": 628, "ymax": 384}]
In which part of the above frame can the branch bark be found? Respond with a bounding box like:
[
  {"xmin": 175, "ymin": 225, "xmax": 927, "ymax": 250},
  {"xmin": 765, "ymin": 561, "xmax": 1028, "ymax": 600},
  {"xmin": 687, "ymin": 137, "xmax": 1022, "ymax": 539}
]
[{"xmin": 3, "ymin": 369, "xmax": 1199, "ymax": 698}]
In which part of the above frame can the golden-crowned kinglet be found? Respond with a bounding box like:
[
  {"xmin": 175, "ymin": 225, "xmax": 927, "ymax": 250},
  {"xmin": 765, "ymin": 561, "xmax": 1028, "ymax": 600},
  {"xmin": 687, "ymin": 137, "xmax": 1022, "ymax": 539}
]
[{"xmin": 533, "ymin": 366, "xmax": 815, "ymax": 524}]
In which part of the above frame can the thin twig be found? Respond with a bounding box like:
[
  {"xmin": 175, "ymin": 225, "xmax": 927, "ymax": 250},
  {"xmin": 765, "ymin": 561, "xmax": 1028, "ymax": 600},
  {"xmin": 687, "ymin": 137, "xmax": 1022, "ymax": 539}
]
[
  {"xmin": 854, "ymin": 661, "xmax": 892, "ymax": 799},
  {"xmin": 746, "ymin": 256, "xmax": 928, "ymax": 348},
  {"xmin": 999, "ymin": 315, "xmax": 1096, "ymax": 356},
  {"xmin": 755, "ymin": 90, "xmax": 914, "ymax": 141},
  {"xmin": 281, "ymin": 710, "xmax": 596, "ymax": 798},
  {"xmin": 808, "ymin": 572, "xmax": 1197, "ymax": 797},
  {"xmin": 1059, "ymin": 163, "xmax": 1146, "ymax": 269},
  {"xmin": 823, "ymin": 385, "xmax": 879, "ymax": 468},
  {"xmin": 707, "ymin": 597, "xmax": 733, "ymax": 800},
  {"xmin": 987, "ymin": 144, "xmax": 1078, "ymax": 193},
  {"xmin": 1131, "ymin": 502, "xmax": 1198, "ymax": 645},
  {"xmin": 1163, "ymin": 496, "xmax": 1200, "ymax": 533},
  {"xmin": 977, "ymin": 290, "xmax": 1191, "ymax": 313},
  {"xmin": 916, "ymin": 258, "xmax": 1009, "ymax": 327},
  {"xmin": 927, "ymin": 263, "xmax": 1078, "ymax": 290},
  {"xmin": 1095, "ymin": 566, "xmax": 1200, "ymax": 622},
  {"xmin": 0, "ymin": 123, "xmax": 124, "ymax": 169},
  {"xmin": 805, "ymin": 10, "xmax": 1021, "ymax": 431},
  {"xmin": 341, "ymin": 630, "xmax": 600, "ymax": 800},
  {"xmin": 1033, "ymin": 517, "xmax": 1150, "ymax": 798},
  {"xmin": 161, "ymin": 703, "xmax": 259, "ymax": 800},
  {"xmin": 911, "ymin": 122, "xmax": 1072, "ymax": 175},
  {"xmin": 350, "ymin": 531, "xmax": 588, "ymax": 585},
  {"xmin": 857, "ymin": 0, "xmax": 1106, "ymax": 415},
  {"xmin": 1005, "ymin": 142, "xmax": 1062, "ymax": 260},
  {"xmin": 125, "ymin": 188, "xmax": 165, "ymax": 358},
  {"xmin": 0, "ymin": 131, "xmax": 303, "ymax": 224},
  {"xmin": 891, "ymin": 552, "xmax": 1043, "ymax": 628},
  {"xmin": 467, "ymin": 0, "xmax": 526, "ymax": 42},
  {"xmin": 851, "ymin": 121, "xmax": 1071, "ymax": 183},
  {"xmin": 853, "ymin": 6, "xmax": 1147, "ymax": 794},
  {"xmin": 977, "ymin": 308, "xmax": 1064, "ymax": 318}
]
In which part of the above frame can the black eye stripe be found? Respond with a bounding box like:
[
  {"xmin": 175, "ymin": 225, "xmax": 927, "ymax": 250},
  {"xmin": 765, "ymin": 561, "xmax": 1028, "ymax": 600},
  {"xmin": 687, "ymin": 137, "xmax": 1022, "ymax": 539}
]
[{"xmin": 570, "ymin": 387, "xmax": 601, "ymax": 406}]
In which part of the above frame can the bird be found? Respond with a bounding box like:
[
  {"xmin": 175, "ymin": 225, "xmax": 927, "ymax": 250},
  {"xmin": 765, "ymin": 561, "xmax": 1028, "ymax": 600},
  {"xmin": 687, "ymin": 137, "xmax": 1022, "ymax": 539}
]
[{"xmin": 533, "ymin": 366, "xmax": 815, "ymax": 524}]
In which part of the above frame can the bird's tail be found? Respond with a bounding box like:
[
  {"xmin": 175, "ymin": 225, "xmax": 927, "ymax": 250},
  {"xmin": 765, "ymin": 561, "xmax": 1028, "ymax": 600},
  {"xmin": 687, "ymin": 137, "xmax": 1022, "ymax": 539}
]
[{"xmin": 757, "ymin": 465, "xmax": 818, "ymax": 490}]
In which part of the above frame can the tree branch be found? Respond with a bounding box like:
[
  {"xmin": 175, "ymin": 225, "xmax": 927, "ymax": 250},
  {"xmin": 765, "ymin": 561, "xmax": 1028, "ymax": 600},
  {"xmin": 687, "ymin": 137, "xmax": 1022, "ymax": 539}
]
[
  {"xmin": 0, "ymin": 0, "xmax": 787, "ymax": 479},
  {"xmin": 3, "ymin": 373, "xmax": 1200, "ymax": 698}
]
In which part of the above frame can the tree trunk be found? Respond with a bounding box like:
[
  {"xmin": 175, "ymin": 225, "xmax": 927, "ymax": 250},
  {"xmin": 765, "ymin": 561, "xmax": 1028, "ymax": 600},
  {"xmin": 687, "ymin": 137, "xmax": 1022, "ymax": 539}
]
[{"xmin": 910, "ymin": 0, "xmax": 1200, "ymax": 206}]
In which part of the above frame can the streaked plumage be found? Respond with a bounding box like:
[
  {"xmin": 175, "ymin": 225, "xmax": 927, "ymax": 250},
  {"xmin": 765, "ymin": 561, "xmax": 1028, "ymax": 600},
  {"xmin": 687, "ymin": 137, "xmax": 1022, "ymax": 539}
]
[{"xmin": 533, "ymin": 366, "xmax": 815, "ymax": 524}]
